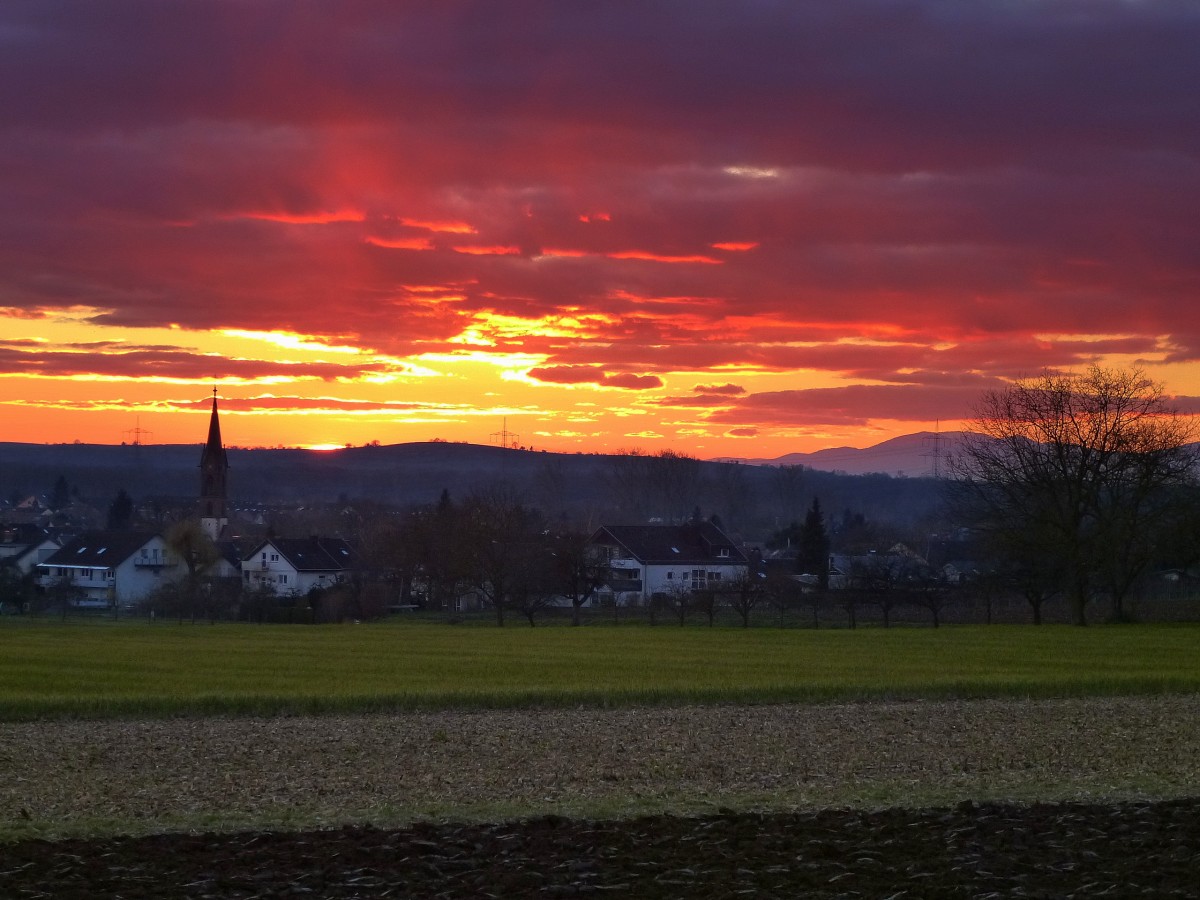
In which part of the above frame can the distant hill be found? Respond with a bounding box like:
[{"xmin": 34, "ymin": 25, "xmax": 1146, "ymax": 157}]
[
  {"xmin": 0, "ymin": 438, "xmax": 951, "ymax": 538},
  {"xmin": 737, "ymin": 431, "xmax": 969, "ymax": 477}
]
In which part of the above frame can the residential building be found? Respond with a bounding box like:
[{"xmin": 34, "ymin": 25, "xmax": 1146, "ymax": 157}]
[
  {"xmin": 242, "ymin": 536, "xmax": 356, "ymax": 595},
  {"xmin": 590, "ymin": 520, "xmax": 748, "ymax": 606},
  {"xmin": 0, "ymin": 525, "xmax": 59, "ymax": 575},
  {"xmin": 37, "ymin": 530, "xmax": 180, "ymax": 608}
]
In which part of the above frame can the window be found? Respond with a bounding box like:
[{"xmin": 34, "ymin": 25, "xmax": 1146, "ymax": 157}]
[
  {"xmin": 141, "ymin": 548, "xmax": 149, "ymax": 559},
  {"xmin": 278, "ymin": 574, "xmax": 288, "ymax": 584},
  {"xmin": 718, "ymin": 548, "xmax": 730, "ymax": 558},
  {"xmin": 80, "ymin": 569, "xmax": 92, "ymax": 578},
  {"xmin": 709, "ymin": 571, "xmax": 722, "ymax": 581},
  {"xmin": 666, "ymin": 571, "xmax": 674, "ymax": 580},
  {"xmin": 691, "ymin": 569, "xmax": 705, "ymax": 582},
  {"xmin": 271, "ymin": 553, "xmax": 279, "ymax": 562},
  {"xmin": 244, "ymin": 571, "xmax": 250, "ymax": 582}
]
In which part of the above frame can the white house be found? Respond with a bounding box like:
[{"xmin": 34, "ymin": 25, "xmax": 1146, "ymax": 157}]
[
  {"xmin": 242, "ymin": 536, "xmax": 356, "ymax": 596},
  {"xmin": 37, "ymin": 530, "xmax": 181, "ymax": 608},
  {"xmin": 590, "ymin": 521, "xmax": 749, "ymax": 606}
]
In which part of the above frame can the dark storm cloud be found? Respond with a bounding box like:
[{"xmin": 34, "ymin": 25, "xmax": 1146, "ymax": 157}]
[{"xmin": 0, "ymin": 1, "xmax": 1197, "ymax": 406}]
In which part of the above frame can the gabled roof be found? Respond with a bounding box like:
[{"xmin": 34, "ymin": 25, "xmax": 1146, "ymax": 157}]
[
  {"xmin": 214, "ymin": 540, "xmax": 245, "ymax": 570},
  {"xmin": 0, "ymin": 523, "xmax": 51, "ymax": 545},
  {"xmin": 249, "ymin": 537, "xmax": 356, "ymax": 572},
  {"xmin": 40, "ymin": 530, "xmax": 161, "ymax": 569},
  {"xmin": 592, "ymin": 522, "xmax": 747, "ymax": 565}
]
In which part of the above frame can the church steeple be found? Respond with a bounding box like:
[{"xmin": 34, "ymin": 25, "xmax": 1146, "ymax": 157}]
[{"xmin": 199, "ymin": 388, "xmax": 229, "ymax": 541}]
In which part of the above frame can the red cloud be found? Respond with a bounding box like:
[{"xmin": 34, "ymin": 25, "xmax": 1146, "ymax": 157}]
[
  {"xmin": 601, "ymin": 372, "xmax": 664, "ymax": 390},
  {"xmin": 1, "ymin": 1, "xmax": 1199, "ymax": 447},
  {"xmin": 694, "ymin": 383, "xmax": 745, "ymax": 396},
  {"xmin": 526, "ymin": 365, "xmax": 602, "ymax": 385},
  {"xmin": 527, "ymin": 366, "xmax": 663, "ymax": 390},
  {"xmin": 0, "ymin": 346, "xmax": 392, "ymax": 382}
]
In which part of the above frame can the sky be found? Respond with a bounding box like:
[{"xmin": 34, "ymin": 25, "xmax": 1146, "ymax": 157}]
[{"xmin": 2, "ymin": 1, "xmax": 1198, "ymax": 458}]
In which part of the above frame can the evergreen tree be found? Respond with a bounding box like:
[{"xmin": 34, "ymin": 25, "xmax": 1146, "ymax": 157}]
[
  {"xmin": 51, "ymin": 475, "xmax": 70, "ymax": 510},
  {"xmin": 107, "ymin": 489, "xmax": 134, "ymax": 530},
  {"xmin": 797, "ymin": 497, "xmax": 830, "ymax": 589}
]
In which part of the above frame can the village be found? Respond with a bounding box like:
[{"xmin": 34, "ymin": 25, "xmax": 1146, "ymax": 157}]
[{"xmin": 5, "ymin": 391, "xmax": 1198, "ymax": 628}]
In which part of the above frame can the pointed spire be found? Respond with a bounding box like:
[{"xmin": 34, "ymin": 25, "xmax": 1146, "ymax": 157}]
[
  {"xmin": 199, "ymin": 388, "xmax": 229, "ymax": 538},
  {"xmin": 203, "ymin": 387, "xmax": 223, "ymax": 458}
]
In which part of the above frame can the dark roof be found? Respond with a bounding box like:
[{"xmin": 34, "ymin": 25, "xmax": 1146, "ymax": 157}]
[
  {"xmin": 592, "ymin": 522, "xmax": 747, "ymax": 565},
  {"xmin": 215, "ymin": 540, "xmax": 244, "ymax": 569},
  {"xmin": 41, "ymin": 530, "xmax": 159, "ymax": 568},
  {"xmin": 0, "ymin": 523, "xmax": 51, "ymax": 545},
  {"xmin": 252, "ymin": 537, "xmax": 356, "ymax": 572}
]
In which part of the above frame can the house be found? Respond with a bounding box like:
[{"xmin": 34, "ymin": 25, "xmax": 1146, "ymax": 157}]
[
  {"xmin": 242, "ymin": 536, "xmax": 357, "ymax": 596},
  {"xmin": 212, "ymin": 540, "xmax": 244, "ymax": 579},
  {"xmin": 0, "ymin": 525, "xmax": 60, "ymax": 575},
  {"xmin": 828, "ymin": 545, "xmax": 934, "ymax": 590},
  {"xmin": 37, "ymin": 530, "xmax": 181, "ymax": 608},
  {"xmin": 590, "ymin": 520, "xmax": 748, "ymax": 606}
]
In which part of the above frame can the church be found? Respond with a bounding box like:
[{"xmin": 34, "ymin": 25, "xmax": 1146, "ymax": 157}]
[
  {"xmin": 36, "ymin": 389, "xmax": 237, "ymax": 608},
  {"xmin": 199, "ymin": 388, "xmax": 229, "ymax": 542}
]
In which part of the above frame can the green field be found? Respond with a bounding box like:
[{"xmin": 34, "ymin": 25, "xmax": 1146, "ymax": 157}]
[{"xmin": 2, "ymin": 619, "xmax": 1198, "ymax": 720}]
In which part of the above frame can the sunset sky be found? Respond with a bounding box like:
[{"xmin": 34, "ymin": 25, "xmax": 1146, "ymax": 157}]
[{"xmin": 2, "ymin": 1, "xmax": 1198, "ymax": 458}]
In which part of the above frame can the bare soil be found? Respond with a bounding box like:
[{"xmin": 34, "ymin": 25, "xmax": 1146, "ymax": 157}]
[
  {"xmin": 2, "ymin": 799, "xmax": 1199, "ymax": 898},
  {"xmin": 2, "ymin": 696, "xmax": 1199, "ymax": 897}
]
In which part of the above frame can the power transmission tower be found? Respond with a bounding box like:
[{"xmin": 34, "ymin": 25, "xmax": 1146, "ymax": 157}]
[
  {"xmin": 922, "ymin": 420, "xmax": 947, "ymax": 478},
  {"xmin": 123, "ymin": 418, "xmax": 153, "ymax": 446},
  {"xmin": 489, "ymin": 418, "xmax": 520, "ymax": 449}
]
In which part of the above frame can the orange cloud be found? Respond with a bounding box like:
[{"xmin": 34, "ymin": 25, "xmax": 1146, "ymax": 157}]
[
  {"xmin": 399, "ymin": 218, "xmax": 476, "ymax": 234},
  {"xmin": 607, "ymin": 251, "xmax": 722, "ymax": 265},
  {"xmin": 237, "ymin": 209, "xmax": 365, "ymax": 224},
  {"xmin": 453, "ymin": 245, "xmax": 522, "ymax": 256},
  {"xmin": 364, "ymin": 235, "xmax": 435, "ymax": 251}
]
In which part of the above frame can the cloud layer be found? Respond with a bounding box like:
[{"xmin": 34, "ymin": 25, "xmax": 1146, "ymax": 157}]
[{"xmin": 1, "ymin": 1, "xmax": 1198, "ymax": 451}]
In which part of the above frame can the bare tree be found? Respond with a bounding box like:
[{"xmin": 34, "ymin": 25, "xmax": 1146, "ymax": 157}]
[
  {"xmin": 764, "ymin": 569, "xmax": 806, "ymax": 628},
  {"xmin": 548, "ymin": 529, "xmax": 606, "ymax": 626},
  {"xmin": 710, "ymin": 461, "xmax": 755, "ymax": 535},
  {"xmin": 461, "ymin": 485, "xmax": 543, "ymax": 626},
  {"xmin": 950, "ymin": 366, "xmax": 1197, "ymax": 625},
  {"xmin": 770, "ymin": 464, "xmax": 806, "ymax": 527},
  {"xmin": 723, "ymin": 569, "xmax": 766, "ymax": 627},
  {"xmin": 844, "ymin": 554, "xmax": 904, "ymax": 628},
  {"xmin": 506, "ymin": 540, "xmax": 560, "ymax": 627},
  {"xmin": 165, "ymin": 519, "xmax": 220, "ymax": 622},
  {"xmin": 647, "ymin": 450, "xmax": 702, "ymax": 524}
]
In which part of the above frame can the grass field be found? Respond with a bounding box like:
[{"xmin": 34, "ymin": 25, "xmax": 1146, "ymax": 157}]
[{"xmin": 2, "ymin": 619, "xmax": 1199, "ymax": 720}]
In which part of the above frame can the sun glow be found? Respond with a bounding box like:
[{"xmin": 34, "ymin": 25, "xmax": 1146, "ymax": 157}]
[{"xmin": 219, "ymin": 330, "xmax": 364, "ymax": 355}]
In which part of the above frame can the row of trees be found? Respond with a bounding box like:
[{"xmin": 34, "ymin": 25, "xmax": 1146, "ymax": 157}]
[
  {"xmin": 950, "ymin": 366, "xmax": 1200, "ymax": 625},
  {"xmin": 359, "ymin": 486, "xmax": 605, "ymax": 626}
]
